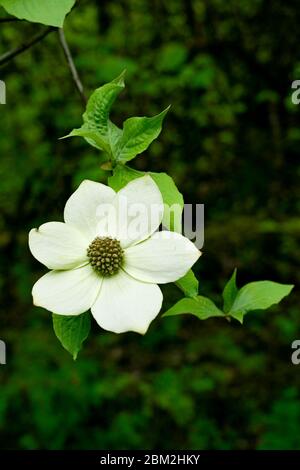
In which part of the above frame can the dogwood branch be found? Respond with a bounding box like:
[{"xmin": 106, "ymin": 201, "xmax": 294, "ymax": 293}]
[
  {"xmin": 58, "ymin": 28, "xmax": 87, "ymax": 104},
  {"xmin": 0, "ymin": 26, "xmax": 55, "ymax": 67},
  {"xmin": 0, "ymin": 18, "xmax": 22, "ymax": 23}
]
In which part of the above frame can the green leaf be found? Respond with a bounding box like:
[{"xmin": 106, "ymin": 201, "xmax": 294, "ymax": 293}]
[
  {"xmin": 150, "ymin": 172, "xmax": 183, "ymax": 231},
  {"xmin": 0, "ymin": 0, "xmax": 75, "ymax": 27},
  {"xmin": 63, "ymin": 71, "xmax": 125, "ymax": 153},
  {"xmin": 108, "ymin": 164, "xmax": 141, "ymax": 191},
  {"xmin": 108, "ymin": 165, "xmax": 183, "ymax": 231},
  {"xmin": 83, "ymin": 72, "xmax": 125, "ymax": 146},
  {"xmin": 229, "ymin": 281, "xmax": 294, "ymax": 323},
  {"xmin": 222, "ymin": 268, "xmax": 238, "ymax": 313},
  {"xmin": 163, "ymin": 296, "xmax": 224, "ymax": 320},
  {"xmin": 114, "ymin": 106, "xmax": 170, "ymax": 163},
  {"xmin": 108, "ymin": 120, "xmax": 123, "ymax": 152},
  {"xmin": 61, "ymin": 128, "xmax": 111, "ymax": 154},
  {"xmin": 63, "ymin": 75, "xmax": 168, "ymax": 162},
  {"xmin": 175, "ymin": 270, "xmax": 198, "ymax": 298},
  {"xmin": 52, "ymin": 312, "xmax": 91, "ymax": 360}
]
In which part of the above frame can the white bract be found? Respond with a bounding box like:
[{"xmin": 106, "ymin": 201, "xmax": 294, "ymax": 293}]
[{"xmin": 29, "ymin": 176, "xmax": 201, "ymax": 334}]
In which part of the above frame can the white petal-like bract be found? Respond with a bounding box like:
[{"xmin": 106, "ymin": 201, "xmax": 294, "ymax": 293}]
[
  {"xmin": 29, "ymin": 222, "xmax": 89, "ymax": 270},
  {"xmin": 64, "ymin": 179, "xmax": 116, "ymax": 241},
  {"xmin": 32, "ymin": 265, "xmax": 102, "ymax": 315},
  {"xmin": 111, "ymin": 175, "xmax": 164, "ymax": 248},
  {"xmin": 124, "ymin": 231, "xmax": 201, "ymax": 283},
  {"xmin": 91, "ymin": 269, "xmax": 163, "ymax": 334}
]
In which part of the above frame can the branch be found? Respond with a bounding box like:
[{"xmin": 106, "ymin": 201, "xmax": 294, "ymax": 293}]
[
  {"xmin": 0, "ymin": 18, "xmax": 22, "ymax": 23},
  {"xmin": 58, "ymin": 28, "xmax": 87, "ymax": 105},
  {"xmin": 0, "ymin": 26, "xmax": 55, "ymax": 67}
]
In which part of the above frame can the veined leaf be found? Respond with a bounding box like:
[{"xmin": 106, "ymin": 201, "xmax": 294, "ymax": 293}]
[
  {"xmin": 114, "ymin": 106, "xmax": 170, "ymax": 163},
  {"xmin": 229, "ymin": 281, "xmax": 294, "ymax": 323},
  {"xmin": 163, "ymin": 296, "xmax": 224, "ymax": 320},
  {"xmin": 62, "ymin": 75, "xmax": 168, "ymax": 162},
  {"xmin": 61, "ymin": 128, "xmax": 110, "ymax": 153},
  {"xmin": 150, "ymin": 172, "xmax": 183, "ymax": 231},
  {"xmin": 175, "ymin": 270, "xmax": 199, "ymax": 298},
  {"xmin": 52, "ymin": 312, "xmax": 91, "ymax": 360},
  {"xmin": 63, "ymin": 71, "xmax": 125, "ymax": 153},
  {"xmin": 222, "ymin": 268, "xmax": 238, "ymax": 313},
  {"xmin": 0, "ymin": 0, "xmax": 75, "ymax": 27},
  {"xmin": 108, "ymin": 164, "xmax": 141, "ymax": 191},
  {"xmin": 83, "ymin": 71, "xmax": 125, "ymax": 144}
]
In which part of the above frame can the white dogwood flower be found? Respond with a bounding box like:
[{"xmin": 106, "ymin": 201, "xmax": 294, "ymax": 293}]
[{"xmin": 29, "ymin": 176, "xmax": 201, "ymax": 334}]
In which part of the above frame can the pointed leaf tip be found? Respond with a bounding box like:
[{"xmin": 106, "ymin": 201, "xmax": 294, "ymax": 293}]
[
  {"xmin": 229, "ymin": 281, "xmax": 294, "ymax": 322},
  {"xmin": 163, "ymin": 296, "xmax": 224, "ymax": 320},
  {"xmin": 112, "ymin": 70, "xmax": 126, "ymax": 87},
  {"xmin": 52, "ymin": 312, "xmax": 91, "ymax": 359},
  {"xmin": 115, "ymin": 106, "xmax": 170, "ymax": 163},
  {"xmin": 222, "ymin": 268, "xmax": 238, "ymax": 313}
]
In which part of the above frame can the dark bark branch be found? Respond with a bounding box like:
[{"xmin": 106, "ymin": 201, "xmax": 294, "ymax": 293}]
[
  {"xmin": 58, "ymin": 28, "xmax": 87, "ymax": 105},
  {"xmin": 0, "ymin": 26, "xmax": 55, "ymax": 67},
  {"xmin": 0, "ymin": 18, "xmax": 22, "ymax": 23}
]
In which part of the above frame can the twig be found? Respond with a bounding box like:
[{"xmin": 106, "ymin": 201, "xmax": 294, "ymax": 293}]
[
  {"xmin": 58, "ymin": 28, "xmax": 87, "ymax": 105},
  {"xmin": 0, "ymin": 18, "xmax": 22, "ymax": 23},
  {"xmin": 0, "ymin": 26, "xmax": 55, "ymax": 67}
]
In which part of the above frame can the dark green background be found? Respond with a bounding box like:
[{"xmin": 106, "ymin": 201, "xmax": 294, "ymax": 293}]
[{"xmin": 0, "ymin": 0, "xmax": 299, "ymax": 450}]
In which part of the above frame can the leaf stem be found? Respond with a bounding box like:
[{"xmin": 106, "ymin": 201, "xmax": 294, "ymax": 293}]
[{"xmin": 58, "ymin": 28, "xmax": 87, "ymax": 105}]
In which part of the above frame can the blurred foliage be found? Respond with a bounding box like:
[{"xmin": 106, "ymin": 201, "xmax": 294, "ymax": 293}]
[{"xmin": 0, "ymin": 0, "xmax": 299, "ymax": 450}]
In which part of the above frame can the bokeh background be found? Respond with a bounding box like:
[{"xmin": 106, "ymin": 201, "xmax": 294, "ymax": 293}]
[{"xmin": 0, "ymin": 0, "xmax": 299, "ymax": 450}]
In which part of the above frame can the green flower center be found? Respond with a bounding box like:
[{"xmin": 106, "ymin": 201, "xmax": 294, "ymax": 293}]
[{"xmin": 87, "ymin": 237, "xmax": 124, "ymax": 276}]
